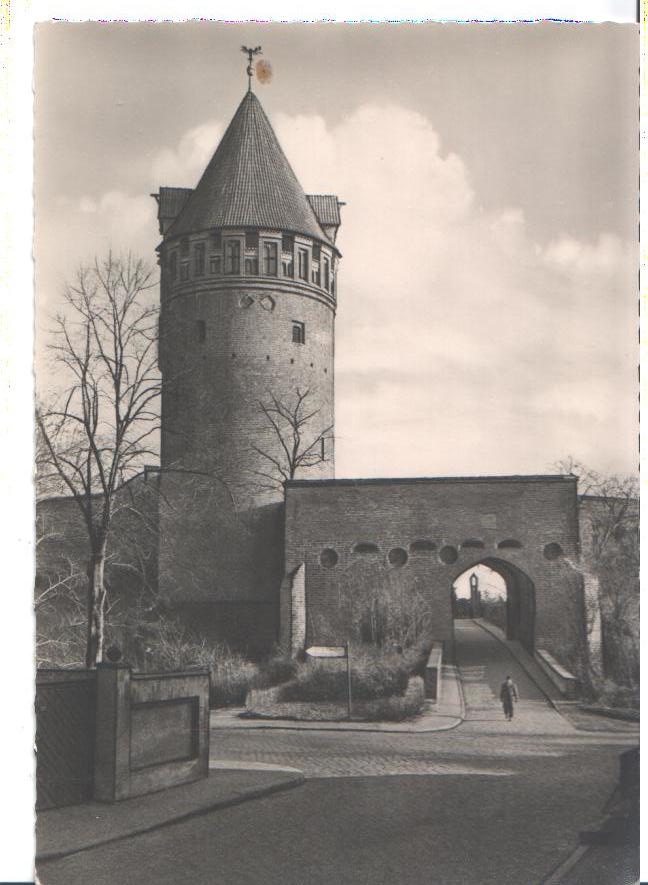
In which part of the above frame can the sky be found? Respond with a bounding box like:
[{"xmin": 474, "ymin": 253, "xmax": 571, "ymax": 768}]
[{"xmin": 34, "ymin": 21, "xmax": 639, "ymax": 479}]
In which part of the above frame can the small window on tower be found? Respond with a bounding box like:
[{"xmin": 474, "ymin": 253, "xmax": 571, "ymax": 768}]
[
  {"xmin": 196, "ymin": 320, "xmax": 206, "ymax": 343},
  {"xmin": 244, "ymin": 257, "xmax": 259, "ymax": 274},
  {"xmin": 323, "ymin": 258, "xmax": 330, "ymax": 291},
  {"xmin": 194, "ymin": 243, "xmax": 205, "ymax": 276},
  {"xmin": 298, "ymin": 248, "xmax": 309, "ymax": 282},
  {"xmin": 282, "ymin": 258, "xmax": 294, "ymax": 277},
  {"xmin": 245, "ymin": 231, "xmax": 259, "ymax": 249},
  {"xmin": 180, "ymin": 262, "xmax": 189, "ymax": 281},
  {"xmin": 225, "ymin": 240, "xmax": 240, "ymax": 274},
  {"xmin": 312, "ymin": 243, "xmax": 321, "ymax": 260},
  {"xmin": 209, "ymin": 231, "xmax": 222, "ymax": 251},
  {"xmin": 292, "ymin": 321, "xmax": 305, "ymax": 345},
  {"xmin": 209, "ymin": 256, "xmax": 221, "ymax": 274},
  {"xmin": 263, "ymin": 242, "xmax": 278, "ymax": 276}
]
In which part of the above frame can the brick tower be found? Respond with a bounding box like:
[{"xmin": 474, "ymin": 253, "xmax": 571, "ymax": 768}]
[{"xmin": 152, "ymin": 77, "xmax": 342, "ymax": 650}]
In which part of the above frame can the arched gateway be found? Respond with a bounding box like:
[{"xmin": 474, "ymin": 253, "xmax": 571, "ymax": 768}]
[
  {"xmin": 281, "ymin": 474, "xmax": 585, "ymax": 668},
  {"xmin": 452, "ymin": 558, "xmax": 536, "ymax": 651}
]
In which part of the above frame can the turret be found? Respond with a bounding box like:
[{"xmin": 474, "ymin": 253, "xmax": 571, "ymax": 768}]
[{"xmin": 152, "ymin": 90, "xmax": 343, "ymax": 508}]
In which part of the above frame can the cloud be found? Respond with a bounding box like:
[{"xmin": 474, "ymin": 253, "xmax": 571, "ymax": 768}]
[
  {"xmin": 36, "ymin": 102, "xmax": 637, "ymax": 477},
  {"xmin": 149, "ymin": 120, "xmax": 224, "ymax": 186},
  {"xmin": 275, "ymin": 104, "xmax": 637, "ymax": 477}
]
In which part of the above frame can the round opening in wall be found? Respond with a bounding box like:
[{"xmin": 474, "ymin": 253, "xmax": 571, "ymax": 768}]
[
  {"xmin": 320, "ymin": 548, "xmax": 339, "ymax": 568},
  {"xmin": 439, "ymin": 545, "xmax": 458, "ymax": 565},
  {"xmin": 388, "ymin": 547, "xmax": 408, "ymax": 567},
  {"xmin": 543, "ymin": 542, "xmax": 563, "ymax": 561}
]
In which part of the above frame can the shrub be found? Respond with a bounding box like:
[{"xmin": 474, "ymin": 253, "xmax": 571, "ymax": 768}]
[
  {"xmin": 278, "ymin": 646, "xmax": 409, "ymax": 703},
  {"xmin": 138, "ymin": 615, "xmax": 258, "ymax": 707},
  {"xmin": 595, "ymin": 678, "xmax": 639, "ymax": 711},
  {"xmin": 209, "ymin": 652, "xmax": 258, "ymax": 707},
  {"xmin": 253, "ymin": 653, "xmax": 299, "ymax": 689},
  {"xmin": 401, "ymin": 639, "xmax": 434, "ymax": 677},
  {"xmin": 366, "ymin": 677, "xmax": 425, "ymax": 721}
]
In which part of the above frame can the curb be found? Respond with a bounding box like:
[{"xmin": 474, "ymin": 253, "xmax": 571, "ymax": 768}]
[
  {"xmin": 36, "ymin": 774, "xmax": 305, "ymax": 863},
  {"xmin": 210, "ymin": 665, "xmax": 465, "ymax": 735},
  {"xmin": 211, "ymin": 716, "xmax": 464, "ymax": 735},
  {"xmin": 538, "ymin": 843, "xmax": 590, "ymax": 885}
]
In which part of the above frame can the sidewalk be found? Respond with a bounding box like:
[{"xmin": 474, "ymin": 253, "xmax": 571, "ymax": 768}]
[
  {"xmin": 210, "ymin": 663, "xmax": 464, "ymax": 733},
  {"xmin": 37, "ymin": 765, "xmax": 304, "ymax": 862}
]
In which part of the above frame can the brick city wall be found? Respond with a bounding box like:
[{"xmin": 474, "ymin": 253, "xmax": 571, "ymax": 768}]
[
  {"xmin": 36, "ymin": 472, "xmax": 160, "ymax": 606},
  {"xmin": 156, "ymin": 471, "xmax": 284, "ymax": 653},
  {"xmin": 282, "ymin": 476, "xmax": 584, "ymax": 659}
]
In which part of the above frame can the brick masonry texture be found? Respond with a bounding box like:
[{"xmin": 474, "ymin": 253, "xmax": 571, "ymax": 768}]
[
  {"xmin": 282, "ymin": 476, "xmax": 585, "ymax": 657},
  {"xmin": 159, "ymin": 268, "xmax": 335, "ymax": 511}
]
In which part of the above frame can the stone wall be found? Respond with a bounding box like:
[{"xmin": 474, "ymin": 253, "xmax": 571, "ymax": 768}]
[{"xmin": 282, "ymin": 475, "xmax": 583, "ymax": 659}]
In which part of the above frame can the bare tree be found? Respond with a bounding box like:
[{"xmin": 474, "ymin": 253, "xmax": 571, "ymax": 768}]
[
  {"xmin": 555, "ymin": 457, "xmax": 639, "ymax": 687},
  {"xmin": 36, "ymin": 253, "xmax": 160, "ymax": 667},
  {"xmin": 252, "ymin": 388, "xmax": 333, "ymax": 491}
]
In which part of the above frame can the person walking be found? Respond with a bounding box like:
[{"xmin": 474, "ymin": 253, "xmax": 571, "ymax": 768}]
[{"xmin": 500, "ymin": 674, "xmax": 518, "ymax": 720}]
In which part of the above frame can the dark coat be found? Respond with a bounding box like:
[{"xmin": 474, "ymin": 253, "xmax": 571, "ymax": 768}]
[{"xmin": 500, "ymin": 680, "xmax": 518, "ymax": 703}]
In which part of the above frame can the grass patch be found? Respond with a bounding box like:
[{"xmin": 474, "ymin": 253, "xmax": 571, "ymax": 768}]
[{"xmin": 246, "ymin": 677, "xmax": 425, "ymax": 722}]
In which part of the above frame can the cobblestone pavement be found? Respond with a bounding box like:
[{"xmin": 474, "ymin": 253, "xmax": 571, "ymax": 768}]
[
  {"xmin": 40, "ymin": 622, "xmax": 638, "ymax": 885},
  {"xmin": 211, "ymin": 619, "xmax": 634, "ymax": 779}
]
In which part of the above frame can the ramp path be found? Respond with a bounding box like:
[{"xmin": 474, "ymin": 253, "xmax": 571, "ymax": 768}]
[{"xmin": 454, "ymin": 619, "xmax": 575, "ymax": 735}]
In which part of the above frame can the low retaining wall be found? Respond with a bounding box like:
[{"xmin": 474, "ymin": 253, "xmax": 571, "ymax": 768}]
[
  {"xmin": 424, "ymin": 642, "xmax": 444, "ymax": 702},
  {"xmin": 36, "ymin": 670, "xmax": 97, "ymax": 810},
  {"xmin": 94, "ymin": 663, "xmax": 210, "ymax": 802},
  {"xmin": 534, "ymin": 648, "xmax": 580, "ymax": 699}
]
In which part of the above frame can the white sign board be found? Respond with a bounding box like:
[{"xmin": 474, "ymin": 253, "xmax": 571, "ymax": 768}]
[{"xmin": 305, "ymin": 646, "xmax": 347, "ymax": 658}]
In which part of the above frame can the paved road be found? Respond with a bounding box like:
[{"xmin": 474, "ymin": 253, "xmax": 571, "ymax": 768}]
[
  {"xmin": 455, "ymin": 619, "xmax": 574, "ymax": 736},
  {"xmin": 37, "ymin": 621, "xmax": 638, "ymax": 885}
]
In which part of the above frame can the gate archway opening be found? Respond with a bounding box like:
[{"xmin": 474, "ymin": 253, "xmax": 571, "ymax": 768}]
[{"xmin": 452, "ymin": 558, "xmax": 536, "ymax": 652}]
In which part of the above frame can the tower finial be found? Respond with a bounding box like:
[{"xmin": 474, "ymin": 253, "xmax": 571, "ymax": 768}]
[{"xmin": 241, "ymin": 45, "xmax": 263, "ymax": 92}]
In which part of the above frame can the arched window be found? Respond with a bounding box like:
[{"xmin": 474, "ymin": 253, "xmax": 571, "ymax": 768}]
[
  {"xmin": 497, "ymin": 539, "xmax": 523, "ymax": 550},
  {"xmin": 353, "ymin": 542, "xmax": 379, "ymax": 555},
  {"xmin": 410, "ymin": 539, "xmax": 436, "ymax": 553}
]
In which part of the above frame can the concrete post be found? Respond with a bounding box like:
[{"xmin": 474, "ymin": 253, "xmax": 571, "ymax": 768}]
[{"xmin": 93, "ymin": 662, "xmax": 132, "ymax": 802}]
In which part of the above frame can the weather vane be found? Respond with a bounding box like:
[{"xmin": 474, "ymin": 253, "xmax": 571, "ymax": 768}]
[{"xmin": 241, "ymin": 45, "xmax": 263, "ymax": 92}]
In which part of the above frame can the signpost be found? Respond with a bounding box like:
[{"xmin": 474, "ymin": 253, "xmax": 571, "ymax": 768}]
[{"xmin": 306, "ymin": 642, "xmax": 353, "ymax": 719}]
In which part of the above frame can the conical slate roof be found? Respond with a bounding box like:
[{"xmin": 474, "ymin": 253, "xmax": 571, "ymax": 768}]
[{"xmin": 167, "ymin": 91, "xmax": 333, "ymax": 246}]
